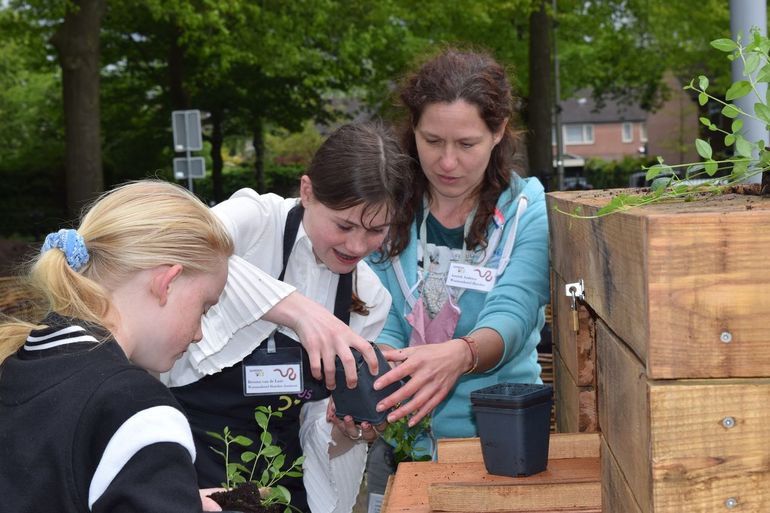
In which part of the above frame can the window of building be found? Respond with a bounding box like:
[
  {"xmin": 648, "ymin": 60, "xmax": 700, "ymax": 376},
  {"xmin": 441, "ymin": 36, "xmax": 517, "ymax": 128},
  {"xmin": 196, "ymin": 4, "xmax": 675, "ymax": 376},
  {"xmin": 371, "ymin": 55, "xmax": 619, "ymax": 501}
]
[
  {"xmin": 639, "ymin": 124, "xmax": 648, "ymax": 143},
  {"xmin": 563, "ymin": 124, "xmax": 594, "ymax": 145},
  {"xmin": 622, "ymin": 122, "xmax": 633, "ymax": 143}
]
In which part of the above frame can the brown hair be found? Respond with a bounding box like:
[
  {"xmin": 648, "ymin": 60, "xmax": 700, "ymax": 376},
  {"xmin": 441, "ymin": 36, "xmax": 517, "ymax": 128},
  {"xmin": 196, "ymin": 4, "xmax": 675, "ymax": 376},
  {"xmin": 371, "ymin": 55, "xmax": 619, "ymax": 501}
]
[
  {"xmin": 305, "ymin": 121, "xmax": 413, "ymax": 259},
  {"xmin": 305, "ymin": 122, "xmax": 413, "ymax": 315},
  {"xmin": 397, "ymin": 47, "xmax": 518, "ymax": 250}
]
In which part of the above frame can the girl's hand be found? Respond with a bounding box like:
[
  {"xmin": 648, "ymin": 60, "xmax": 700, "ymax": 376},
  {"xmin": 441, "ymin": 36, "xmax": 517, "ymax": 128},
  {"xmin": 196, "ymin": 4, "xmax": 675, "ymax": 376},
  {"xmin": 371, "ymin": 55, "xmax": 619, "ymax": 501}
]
[
  {"xmin": 373, "ymin": 340, "xmax": 471, "ymax": 426},
  {"xmin": 326, "ymin": 396, "xmax": 384, "ymax": 445},
  {"xmin": 263, "ymin": 292, "xmax": 378, "ymax": 389}
]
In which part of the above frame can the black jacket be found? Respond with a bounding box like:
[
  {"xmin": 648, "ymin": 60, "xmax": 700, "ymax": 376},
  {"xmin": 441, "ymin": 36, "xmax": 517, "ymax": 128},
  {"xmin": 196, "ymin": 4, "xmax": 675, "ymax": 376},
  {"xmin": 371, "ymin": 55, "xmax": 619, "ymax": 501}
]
[{"xmin": 0, "ymin": 313, "xmax": 204, "ymax": 513}]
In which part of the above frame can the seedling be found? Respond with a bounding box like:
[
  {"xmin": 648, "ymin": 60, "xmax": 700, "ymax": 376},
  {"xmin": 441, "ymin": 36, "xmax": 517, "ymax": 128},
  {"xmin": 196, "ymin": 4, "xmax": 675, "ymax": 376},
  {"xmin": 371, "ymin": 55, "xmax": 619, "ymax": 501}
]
[{"xmin": 208, "ymin": 405, "xmax": 305, "ymax": 512}]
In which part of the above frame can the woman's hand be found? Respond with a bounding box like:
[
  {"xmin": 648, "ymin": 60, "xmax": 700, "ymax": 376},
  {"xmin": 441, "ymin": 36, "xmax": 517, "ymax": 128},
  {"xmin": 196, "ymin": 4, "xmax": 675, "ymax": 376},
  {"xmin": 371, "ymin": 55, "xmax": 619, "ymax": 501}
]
[
  {"xmin": 262, "ymin": 291, "xmax": 378, "ymax": 389},
  {"xmin": 373, "ymin": 339, "xmax": 471, "ymax": 426},
  {"xmin": 199, "ymin": 488, "xmax": 225, "ymax": 511}
]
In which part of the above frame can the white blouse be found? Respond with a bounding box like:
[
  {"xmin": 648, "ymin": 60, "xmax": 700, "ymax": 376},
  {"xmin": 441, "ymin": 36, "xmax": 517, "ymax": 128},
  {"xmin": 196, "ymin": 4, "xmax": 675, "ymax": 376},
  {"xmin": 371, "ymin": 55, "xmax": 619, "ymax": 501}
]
[{"xmin": 162, "ymin": 188, "xmax": 392, "ymax": 513}]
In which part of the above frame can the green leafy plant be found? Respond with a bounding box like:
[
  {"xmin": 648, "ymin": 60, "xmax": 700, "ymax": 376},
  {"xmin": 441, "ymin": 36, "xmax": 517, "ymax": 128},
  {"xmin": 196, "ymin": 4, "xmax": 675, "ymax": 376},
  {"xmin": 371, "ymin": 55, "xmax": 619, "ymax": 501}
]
[
  {"xmin": 208, "ymin": 405, "xmax": 305, "ymax": 512},
  {"xmin": 382, "ymin": 415, "xmax": 433, "ymax": 464},
  {"xmin": 557, "ymin": 28, "xmax": 770, "ymax": 219}
]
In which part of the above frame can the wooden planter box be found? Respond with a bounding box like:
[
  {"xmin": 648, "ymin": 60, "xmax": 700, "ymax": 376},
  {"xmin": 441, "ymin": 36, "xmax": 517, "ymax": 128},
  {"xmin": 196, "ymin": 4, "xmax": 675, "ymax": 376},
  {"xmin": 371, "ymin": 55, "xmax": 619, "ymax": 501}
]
[{"xmin": 547, "ymin": 189, "xmax": 770, "ymax": 512}]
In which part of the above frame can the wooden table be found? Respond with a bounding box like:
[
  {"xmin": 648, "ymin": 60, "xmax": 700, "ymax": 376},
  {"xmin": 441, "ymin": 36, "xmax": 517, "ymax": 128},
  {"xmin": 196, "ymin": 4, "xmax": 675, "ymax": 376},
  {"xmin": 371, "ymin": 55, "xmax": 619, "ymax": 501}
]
[{"xmin": 380, "ymin": 433, "xmax": 602, "ymax": 513}]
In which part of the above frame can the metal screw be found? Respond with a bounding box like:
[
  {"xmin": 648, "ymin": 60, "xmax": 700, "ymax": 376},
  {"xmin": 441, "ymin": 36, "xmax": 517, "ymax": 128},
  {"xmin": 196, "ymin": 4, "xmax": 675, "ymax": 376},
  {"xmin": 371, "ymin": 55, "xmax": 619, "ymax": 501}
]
[
  {"xmin": 720, "ymin": 331, "xmax": 733, "ymax": 343},
  {"xmin": 725, "ymin": 497, "xmax": 738, "ymax": 509},
  {"xmin": 722, "ymin": 417, "xmax": 736, "ymax": 429}
]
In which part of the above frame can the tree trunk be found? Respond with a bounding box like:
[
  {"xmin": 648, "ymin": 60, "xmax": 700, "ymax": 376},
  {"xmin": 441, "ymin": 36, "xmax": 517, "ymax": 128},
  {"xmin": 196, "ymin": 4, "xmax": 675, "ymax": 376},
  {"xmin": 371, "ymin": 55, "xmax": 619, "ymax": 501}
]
[
  {"xmin": 253, "ymin": 118, "xmax": 266, "ymax": 193},
  {"xmin": 211, "ymin": 110, "xmax": 224, "ymax": 203},
  {"xmin": 526, "ymin": 0, "xmax": 553, "ymax": 189},
  {"xmin": 50, "ymin": 0, "xmax": 107, "ymax": 218}
]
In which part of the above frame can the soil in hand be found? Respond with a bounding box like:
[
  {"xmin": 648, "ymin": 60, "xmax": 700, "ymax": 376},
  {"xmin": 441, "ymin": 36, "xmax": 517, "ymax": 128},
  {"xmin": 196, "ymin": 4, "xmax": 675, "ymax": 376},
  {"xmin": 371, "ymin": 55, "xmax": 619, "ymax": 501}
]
[{"xmin": 208, "ymin": 483, "xmax": 282, "ymax": 513}]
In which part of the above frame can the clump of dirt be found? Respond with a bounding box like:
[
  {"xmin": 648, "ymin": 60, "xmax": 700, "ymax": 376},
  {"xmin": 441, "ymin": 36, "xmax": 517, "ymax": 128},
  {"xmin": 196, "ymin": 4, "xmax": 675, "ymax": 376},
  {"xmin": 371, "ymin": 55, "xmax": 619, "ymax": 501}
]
[{"xmin": 207, "ymin": 483, "xmax": 282, "ymax": 513}]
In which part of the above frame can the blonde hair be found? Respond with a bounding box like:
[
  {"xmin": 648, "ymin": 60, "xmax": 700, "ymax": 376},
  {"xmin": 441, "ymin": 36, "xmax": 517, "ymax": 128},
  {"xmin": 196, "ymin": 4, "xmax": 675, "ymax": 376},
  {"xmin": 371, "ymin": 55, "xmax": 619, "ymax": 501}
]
[{"xmin": 0, "ymin": 180, "xmax": 233, "ymax": 362}]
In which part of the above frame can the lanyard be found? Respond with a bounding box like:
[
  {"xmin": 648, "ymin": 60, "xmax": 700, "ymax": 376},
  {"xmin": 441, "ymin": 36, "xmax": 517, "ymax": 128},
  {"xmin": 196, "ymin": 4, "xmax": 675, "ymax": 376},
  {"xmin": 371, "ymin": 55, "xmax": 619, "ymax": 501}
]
[{"xmin": 418, "ymin": 196, "xmax": 477, "ymax": 278}]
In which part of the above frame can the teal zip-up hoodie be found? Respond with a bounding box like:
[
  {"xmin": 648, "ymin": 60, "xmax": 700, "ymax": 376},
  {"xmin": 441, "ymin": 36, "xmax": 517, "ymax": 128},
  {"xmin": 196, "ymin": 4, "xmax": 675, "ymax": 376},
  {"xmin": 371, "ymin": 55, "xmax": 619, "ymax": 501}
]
[{"xmin": 367, "ymin": 174, "xmax": 550, "ymax": 455}]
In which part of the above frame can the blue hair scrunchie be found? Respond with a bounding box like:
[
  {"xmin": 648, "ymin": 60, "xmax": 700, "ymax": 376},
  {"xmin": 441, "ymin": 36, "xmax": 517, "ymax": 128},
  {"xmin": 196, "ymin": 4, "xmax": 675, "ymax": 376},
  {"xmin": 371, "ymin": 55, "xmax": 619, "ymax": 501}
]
[{"xmin": 41, "ymin": 228, "xmax": 90, "ymax": 272}]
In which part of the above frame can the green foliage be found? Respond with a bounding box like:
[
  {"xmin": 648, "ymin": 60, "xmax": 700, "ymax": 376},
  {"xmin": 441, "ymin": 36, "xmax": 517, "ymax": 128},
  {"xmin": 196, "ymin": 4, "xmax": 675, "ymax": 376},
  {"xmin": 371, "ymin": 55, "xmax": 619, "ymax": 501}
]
[
  {"xmin": 557, "ymin": 28, "xmax": 770, "ymax": 219},
  {"xmin": 382, "ymin": 415, "xmax": 433, "ymax": 465},
  {"xmin": 584, "ymin": 156, "xmax": 656, "ymax": 190},
  {"xmin": 557, "ymin": 0, "xmax": 730, "ymax": 109},
  {"xmin": 265, "ymin": 122, "xmax": 324, "ymax": 167},
  {"xmin": 190, "ymin": 163, "xmax": 304, "ymax": 206},
  {"xmin": 208, "ymin": 405, "xmax": 304, "ymax": 512}
]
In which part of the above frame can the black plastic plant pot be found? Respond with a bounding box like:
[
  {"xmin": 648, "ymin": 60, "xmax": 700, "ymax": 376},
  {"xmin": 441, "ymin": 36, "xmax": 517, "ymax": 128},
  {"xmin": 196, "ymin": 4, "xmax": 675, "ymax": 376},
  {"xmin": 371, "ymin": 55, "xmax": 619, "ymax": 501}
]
[
  {"xmin": 470, "ymin": 383, "xmax": 553, "ymax": 477},
  {"xmin": 331, "ymin": 342, "xmax": 402, "ymax": 424}
]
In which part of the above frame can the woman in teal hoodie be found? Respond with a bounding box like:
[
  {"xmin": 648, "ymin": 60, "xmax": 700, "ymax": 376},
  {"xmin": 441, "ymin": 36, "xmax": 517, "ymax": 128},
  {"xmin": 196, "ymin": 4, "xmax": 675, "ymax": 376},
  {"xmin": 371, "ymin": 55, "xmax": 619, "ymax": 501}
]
[{"xmin": 365, "ymin": 48, "xmax": 550, "ymax": 487}]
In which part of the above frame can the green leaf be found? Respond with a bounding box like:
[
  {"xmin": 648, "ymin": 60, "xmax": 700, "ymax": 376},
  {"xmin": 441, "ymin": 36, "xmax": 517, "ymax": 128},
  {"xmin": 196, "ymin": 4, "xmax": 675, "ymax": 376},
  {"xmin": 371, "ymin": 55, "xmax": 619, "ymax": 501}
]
[
  {"xmin": 207, "ymin": 431, "xmax": 225, "ymax": 442},
  {"xmin": 757, "ymin": 64, "xmax": 770, "ymax": 82},
  {"xmin": 725, "ymin": 80, "xmax": 752, "ymax": 100},
  {"xmin": 685, "ymin": 164, "xmax": 705, "ymax": 178},
  {"xmin": 254, "ymin": 411, "xmax": 269, "ymax": 429},
  {"xmin": 721, "ymin": 104, "xmax": 740, "ymax": 118},
  {"xmin": 695, "ymin": 138, "xmax": 713, "ymax": 159},
  {"xmin": 754, "ymin": 102, "xmax": 770, "ymax": 125},
  {"xmin": 232, "ymin": 435, "xmax": 253, "ymax": 446},
  {"xmin": 698, "ymin": 75, "xmax": 709, "ymax": 90},
  {"xmin": 698, "ymin": 92, "xmax": 708, "ymax": 106},
  {"xmin": 724, "ymin": 134, "xmax": 736, "ymax": 146},
  {"xmin": 262, "ymin": 445, "xmax": 282, "ymax": 457},
  {"xmin": 735, "ymin": 135, "xmax": 754, "ymax": 158},
  {"xmin": 711, "ymin": 38, "xmax": 738, "ymax": 52},
  {"xmin": 732, "ymin": 160, "xmax": 749, "ymax": 178},
  {"xmin": 731, "ymin": 119, "xmax": 744, "ymax": 133},
  {"xmin": 745, "ymin": 53, "xmax": 761, "ymax": 75},
  {"xmin": 272, "ymin": 453, "xmax": 286, "ymax": 471},
  {"xmin": 645, "ymin": 164, "xmax": 672, "ymax": 182},
  {"xmin": 650, "ymin": 177, "xmax": 669, "ymax": 193},
  {"xmin": 704, "ymin": 159, "xmax": 718, "ymax": 176},
  {"xmin": 274, "ymin": 485, "xmax": 292, "ymax": 503},
  {"xmin": 699, "ymin": 116, "xmax": 712, "ymax": 127},
  {"xmin": 241, "ymin": 451, "xmax": 257, "ymax": 462},
  {"xmin": 260, "ymin": 430, "xmax": 273, "ymax": 446}
]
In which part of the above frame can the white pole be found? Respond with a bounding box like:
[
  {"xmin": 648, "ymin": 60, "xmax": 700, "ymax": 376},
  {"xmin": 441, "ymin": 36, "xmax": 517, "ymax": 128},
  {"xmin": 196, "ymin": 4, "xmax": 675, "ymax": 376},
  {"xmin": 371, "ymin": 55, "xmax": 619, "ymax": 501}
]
[{"xmin": 730, "ymin": 0, "xmax": 767, "ymax": 184}]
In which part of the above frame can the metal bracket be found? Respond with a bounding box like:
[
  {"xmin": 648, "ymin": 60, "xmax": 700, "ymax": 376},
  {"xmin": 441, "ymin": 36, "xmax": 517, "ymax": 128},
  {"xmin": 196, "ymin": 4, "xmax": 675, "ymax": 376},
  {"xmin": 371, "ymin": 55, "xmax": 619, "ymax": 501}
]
[{"xmin": 565, "ymin": 279, "xmax": 585, "ymax": 301}]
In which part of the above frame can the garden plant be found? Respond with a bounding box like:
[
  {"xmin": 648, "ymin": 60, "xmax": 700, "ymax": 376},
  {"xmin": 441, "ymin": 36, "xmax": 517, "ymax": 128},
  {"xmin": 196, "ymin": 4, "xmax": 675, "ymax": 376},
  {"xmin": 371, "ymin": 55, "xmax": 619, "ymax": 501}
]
[
  {"xmin": 557, "ymin": 28, "xmax": 770, "ymax": 218},
  {"xmin": 207, "ymin": 405, "xmax": 304, "ymax": 513}
]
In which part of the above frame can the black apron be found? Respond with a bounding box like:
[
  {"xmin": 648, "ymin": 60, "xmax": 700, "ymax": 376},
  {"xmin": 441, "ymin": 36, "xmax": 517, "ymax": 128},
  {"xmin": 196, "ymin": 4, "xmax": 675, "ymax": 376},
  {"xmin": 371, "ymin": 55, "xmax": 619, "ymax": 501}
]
[{"xmin": 172, "ymin": 205, "xmax": 353, "ymax": 512}]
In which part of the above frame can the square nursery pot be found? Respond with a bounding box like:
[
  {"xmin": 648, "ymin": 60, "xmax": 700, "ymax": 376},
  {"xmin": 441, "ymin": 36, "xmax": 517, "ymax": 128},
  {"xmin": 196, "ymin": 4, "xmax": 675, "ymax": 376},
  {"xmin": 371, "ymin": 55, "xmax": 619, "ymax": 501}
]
[
  {"xmin": 471, "ymin": 383, "xmax": 553, "ymax": 477},
  {"xmin": 331, "ymin": 342, "xmax": 402, "ymax": 424}
]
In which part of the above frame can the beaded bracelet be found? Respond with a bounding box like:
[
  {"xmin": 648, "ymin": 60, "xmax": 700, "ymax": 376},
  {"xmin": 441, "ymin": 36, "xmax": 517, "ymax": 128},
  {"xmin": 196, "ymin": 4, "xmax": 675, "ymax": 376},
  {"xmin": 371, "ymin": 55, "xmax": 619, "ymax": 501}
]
[{"xmin": 460, "ymin": 335, "xmax": 479, "ymax": 375}]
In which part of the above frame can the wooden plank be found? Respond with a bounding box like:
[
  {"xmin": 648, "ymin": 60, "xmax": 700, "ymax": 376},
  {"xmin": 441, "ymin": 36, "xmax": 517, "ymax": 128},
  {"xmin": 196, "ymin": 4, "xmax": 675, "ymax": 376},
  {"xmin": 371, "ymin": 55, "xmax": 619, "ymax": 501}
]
[
  {"xmin": 645, "ymin": 211, "xmax": 770, "ymax": 378},
  {"xmin": 382, "ymin": 458, "xmax": 599, "ymax": 513},
  {"xmin": 436, "ymin": 433, "xmax": 600, "ymax": 464},
  {"xmin": 547, "ymin": 190, "xmax": 650, "ymax": 366},
  {"xmin": 554, "ymin": 348, "xmax": 597, "ymax": 432},
  {"xmin": 551, "ymin": 270, "xmax": 596, "ymax": 386},
  {"xmin": 548, "ymin": 189, "xmax": 770, "ymax": 379},
  {"xmin": 595, "ymin": 318, "xmax": 651, "ymax": 512},
  {"xmin": 601, "ymin": 437, "xmax": 642, "ymax": 513},
  {"xmin": 428, "ymin": 463, "xmax": 601, "ymax": 511},
  {"xmin": 649, "ymin": 377, "xmax": 770, "ymax": 512}
]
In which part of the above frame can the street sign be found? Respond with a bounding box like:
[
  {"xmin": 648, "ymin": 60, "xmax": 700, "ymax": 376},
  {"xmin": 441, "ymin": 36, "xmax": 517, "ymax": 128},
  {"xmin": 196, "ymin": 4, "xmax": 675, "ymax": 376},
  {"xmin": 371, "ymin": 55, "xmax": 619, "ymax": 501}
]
[
  {"xmin": 172, "ymin": 110, "xmax": 203, "ymax": 151},
  {"xmin": 173, "ymin": 157, "xmax": 206, "ymax": 180}
]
